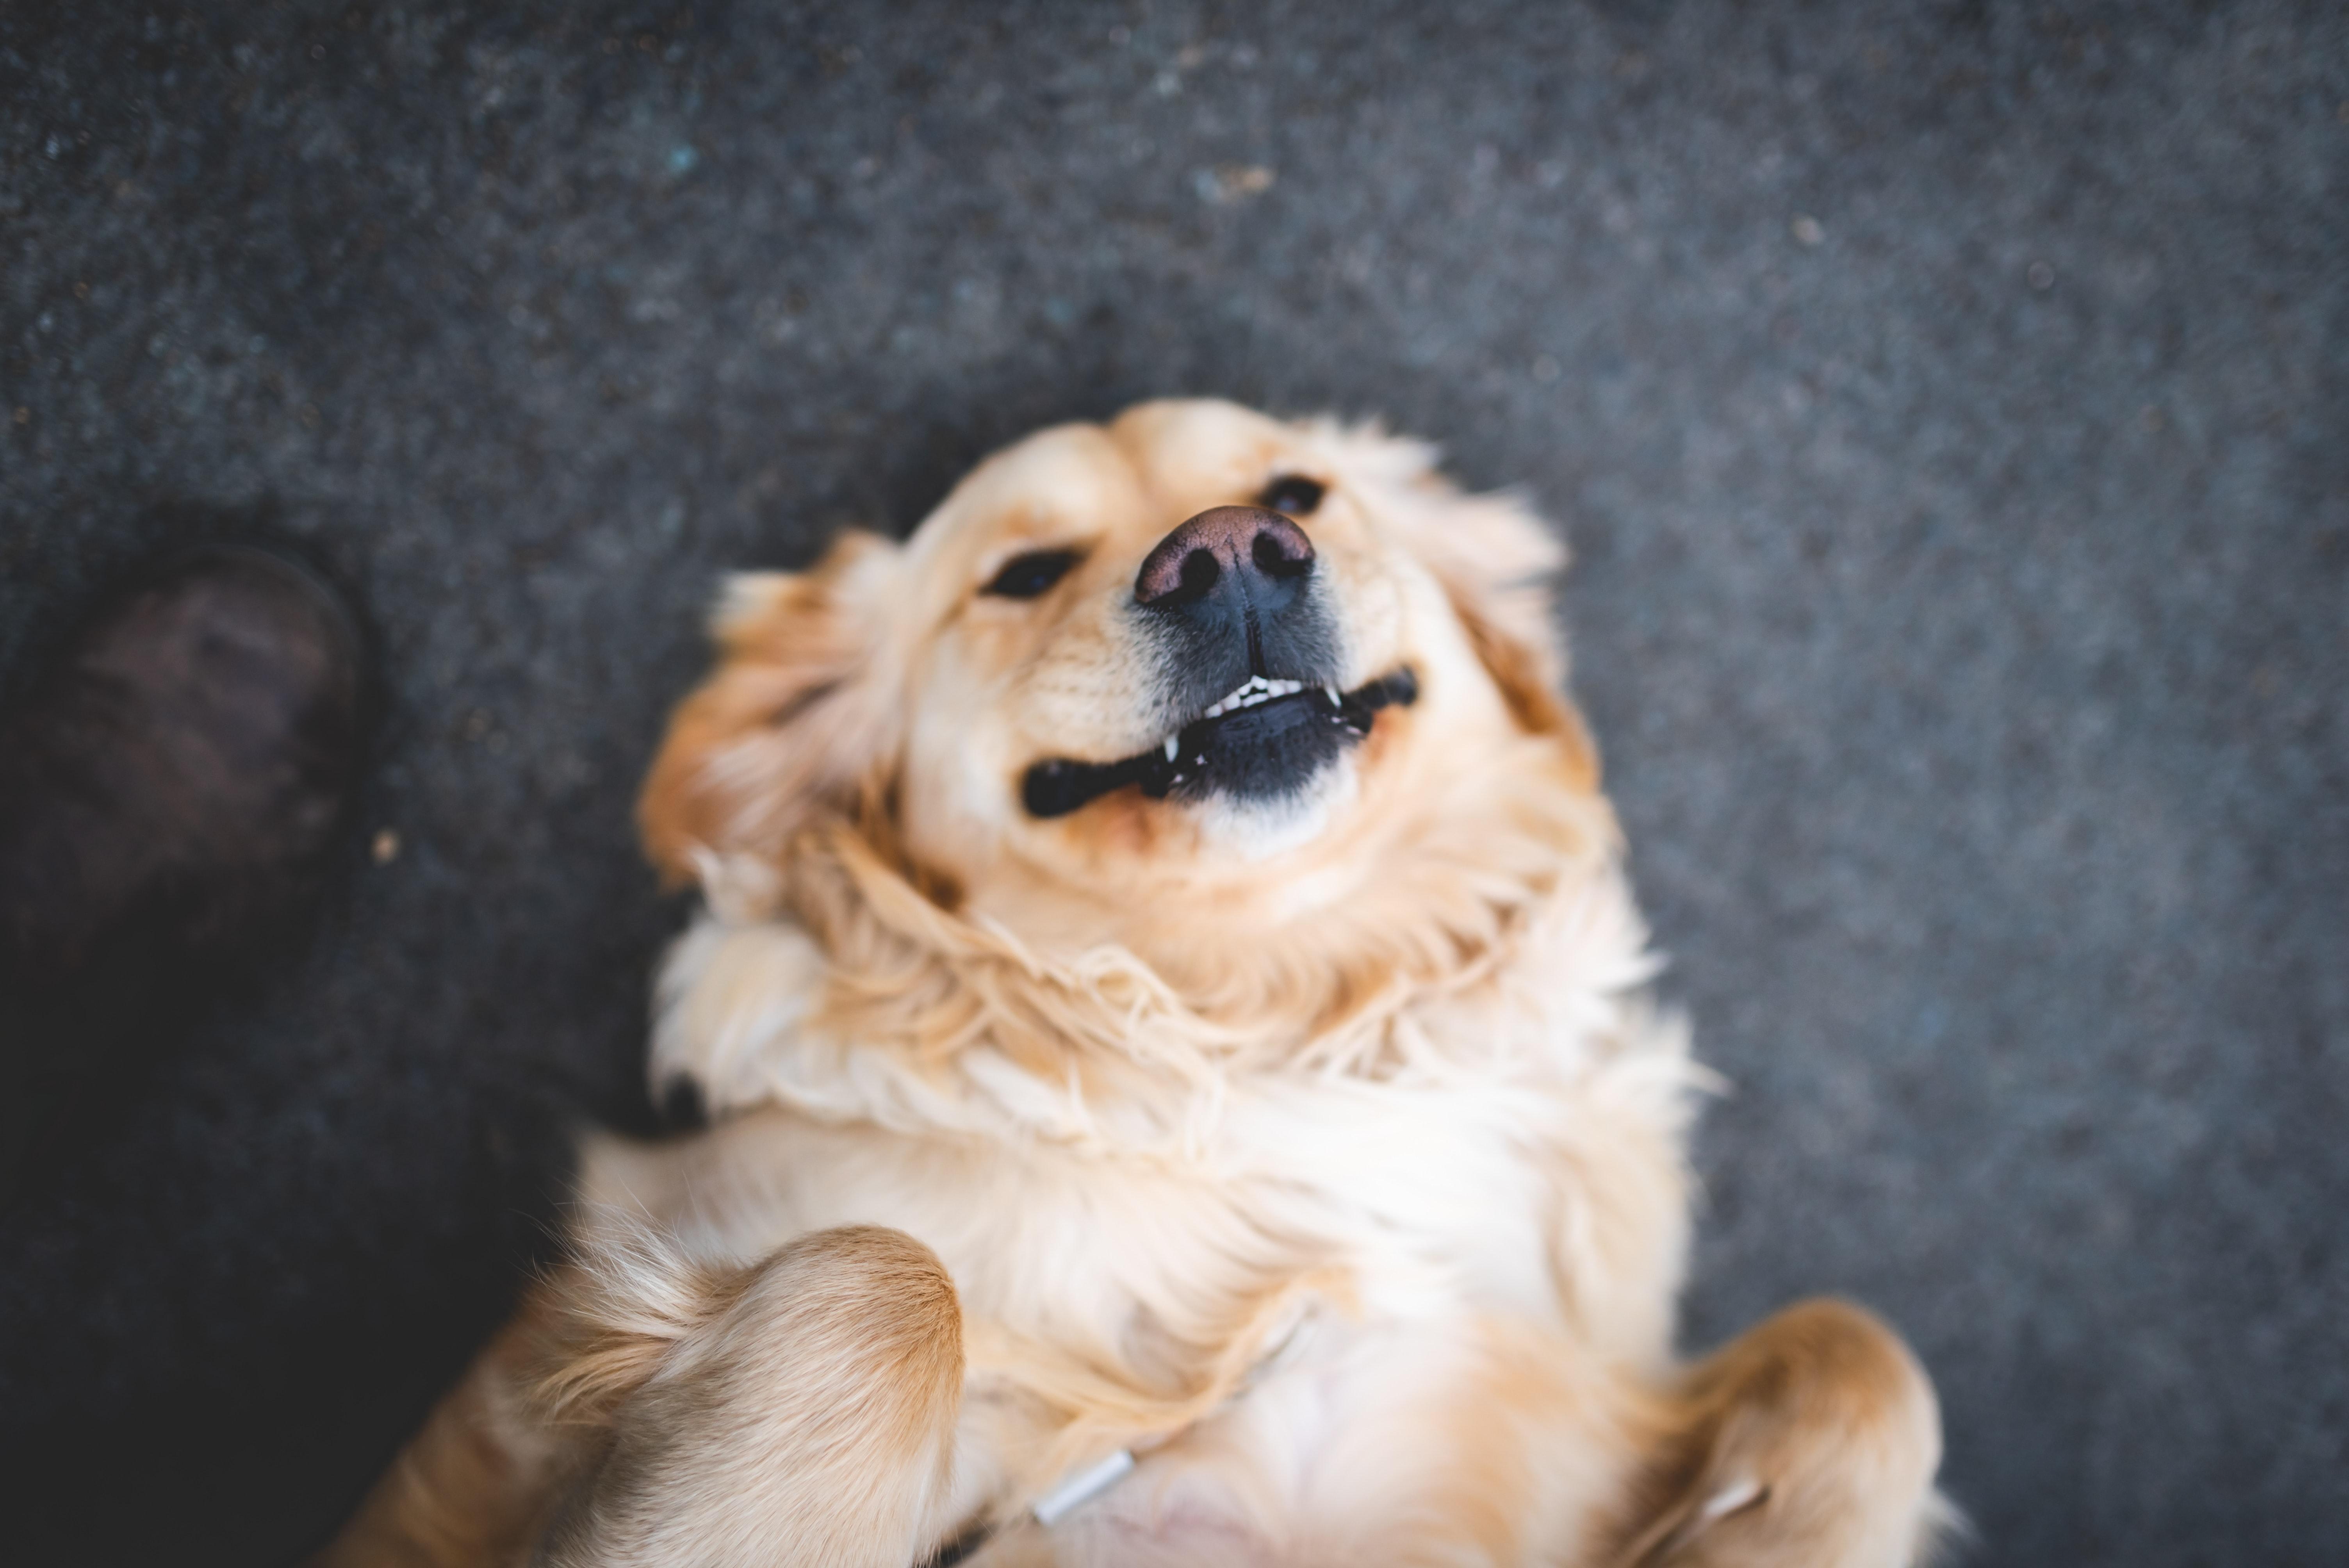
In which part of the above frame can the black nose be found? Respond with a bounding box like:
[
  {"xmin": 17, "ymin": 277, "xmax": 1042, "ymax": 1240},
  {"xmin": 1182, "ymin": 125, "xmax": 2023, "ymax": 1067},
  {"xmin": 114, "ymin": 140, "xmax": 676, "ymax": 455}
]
[
  {"xmin": 1134, "ymin": 506, "xmax": 1315, "ymax": 610},
  {"xmin": 1131, "ymin": 505, "xmax": 1340, "ymax": 717}
]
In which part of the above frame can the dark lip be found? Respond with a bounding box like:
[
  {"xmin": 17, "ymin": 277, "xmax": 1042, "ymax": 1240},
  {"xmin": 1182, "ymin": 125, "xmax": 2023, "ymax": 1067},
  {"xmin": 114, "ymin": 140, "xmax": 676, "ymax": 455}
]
[{"xmin": 1019, "ymin": 666, "xmax": 1419, "ymax": 820}]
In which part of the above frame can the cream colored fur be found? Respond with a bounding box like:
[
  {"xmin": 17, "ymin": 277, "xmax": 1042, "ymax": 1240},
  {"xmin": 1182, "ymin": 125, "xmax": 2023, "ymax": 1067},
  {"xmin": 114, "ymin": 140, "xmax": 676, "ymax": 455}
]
[{"xmin": 320, "ymin": 400, "xmax": 1945, "ymax": 1568}]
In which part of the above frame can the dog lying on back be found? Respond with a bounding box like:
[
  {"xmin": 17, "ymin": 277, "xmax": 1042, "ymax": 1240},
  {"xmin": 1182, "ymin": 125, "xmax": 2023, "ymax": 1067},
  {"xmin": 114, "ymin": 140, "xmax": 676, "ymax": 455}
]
[{"xmin": 323, "ymin": 399, "xmax": 1946, "ymax": 1567}]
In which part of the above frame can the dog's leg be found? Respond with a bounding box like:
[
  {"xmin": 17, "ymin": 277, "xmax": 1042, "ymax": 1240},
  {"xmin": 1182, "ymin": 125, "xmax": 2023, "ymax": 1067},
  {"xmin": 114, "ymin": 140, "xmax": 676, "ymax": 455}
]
[
  {"xmin": 309, "ymin": 1292, "xmax": 575, "ymax": 1568},
  {"xmin": 538, "ymin": 1224, "xmax": 967, "ymax": 1568},
  {"xmin": 1608, "ymin": 1299, "xmax": 1949, "ymax": 1568}
]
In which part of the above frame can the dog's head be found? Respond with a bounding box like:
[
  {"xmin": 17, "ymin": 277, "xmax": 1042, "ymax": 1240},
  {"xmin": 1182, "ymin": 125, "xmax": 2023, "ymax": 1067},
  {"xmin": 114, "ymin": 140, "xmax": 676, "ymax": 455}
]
[{"xmin": 641, "ymin": 400, "xmax": 1597, "ymax": 991}]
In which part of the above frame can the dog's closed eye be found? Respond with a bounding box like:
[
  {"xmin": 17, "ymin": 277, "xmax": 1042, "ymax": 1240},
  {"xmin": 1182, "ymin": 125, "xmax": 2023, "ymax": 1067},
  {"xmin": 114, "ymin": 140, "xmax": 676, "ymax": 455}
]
[
  {"xmin": 981, "ymin": 549, "xmax": 1085, "ymax": 600},
  {"xmin": 1256, "ymin": 475, "xmax": 1326, "ymax": 517}
]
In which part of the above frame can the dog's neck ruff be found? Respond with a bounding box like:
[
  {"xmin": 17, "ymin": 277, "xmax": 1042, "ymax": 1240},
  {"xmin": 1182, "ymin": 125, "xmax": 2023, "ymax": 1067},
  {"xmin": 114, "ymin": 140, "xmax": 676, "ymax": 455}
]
[{"xmin": 655, "ymin": 741, "xmax": 1663, "ymax": 1157}]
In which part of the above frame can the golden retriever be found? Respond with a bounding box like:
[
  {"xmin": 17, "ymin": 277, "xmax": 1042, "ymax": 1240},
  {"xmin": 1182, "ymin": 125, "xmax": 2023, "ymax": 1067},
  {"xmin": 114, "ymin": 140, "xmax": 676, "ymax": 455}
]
[{"xmin": 321, "ymin": 399, "xmax": 1946, "ymax": 1568}]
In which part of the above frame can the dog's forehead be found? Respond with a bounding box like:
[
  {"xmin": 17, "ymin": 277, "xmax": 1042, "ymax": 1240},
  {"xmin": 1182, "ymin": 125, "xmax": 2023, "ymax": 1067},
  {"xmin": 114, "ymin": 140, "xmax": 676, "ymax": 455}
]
[
  {"xmin": 913, "ymin": 401, "xmax": 1303, "ymax": 562},
  {"xmin": 912, "ymin": 422, "xmax": 1144, "ymax": 562},
  {"xmin": 1108, "ymin": 399, "xmax": 1299, "ymax": 506}
]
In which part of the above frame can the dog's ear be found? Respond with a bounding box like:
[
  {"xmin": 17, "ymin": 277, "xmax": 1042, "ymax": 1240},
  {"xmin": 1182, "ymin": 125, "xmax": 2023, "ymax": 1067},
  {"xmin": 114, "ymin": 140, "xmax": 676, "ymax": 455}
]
[
  {"xmin": 638, "ymin": 531, "xmax": 905, "ymax": 887},
  {"xmin": 1407, "ymin": 488, "xmax": 1573, "ymax": 710},
  {"xmin": 1427, "ymin": 495, "xmax": 1600, "ymax": 790},
  {"xmin": 1316, "ymin": 420, "xmax": 1600, "ymax": 787}
]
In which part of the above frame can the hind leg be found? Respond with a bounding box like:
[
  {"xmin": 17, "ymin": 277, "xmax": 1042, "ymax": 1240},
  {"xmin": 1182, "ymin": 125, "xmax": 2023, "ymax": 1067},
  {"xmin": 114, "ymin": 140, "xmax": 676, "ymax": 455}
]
[
  {"xmin": 538, "ymin": 1224, "xmax": 967, "ymax": 1568},
  {"xmin": 1610, "ymin": 1299, "xmax": 1948, "ymax": 1568},
  {"xmin": 309, "ymin": 1291, "xmax": 576, "ymax": 1568}
]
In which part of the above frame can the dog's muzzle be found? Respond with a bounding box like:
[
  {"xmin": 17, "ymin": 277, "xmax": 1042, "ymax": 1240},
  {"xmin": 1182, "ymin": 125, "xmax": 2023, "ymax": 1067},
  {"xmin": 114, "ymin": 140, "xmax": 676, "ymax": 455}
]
[{"xmin": 1020, "ymin": 504, "xmax": 1417, "ymax": 820}]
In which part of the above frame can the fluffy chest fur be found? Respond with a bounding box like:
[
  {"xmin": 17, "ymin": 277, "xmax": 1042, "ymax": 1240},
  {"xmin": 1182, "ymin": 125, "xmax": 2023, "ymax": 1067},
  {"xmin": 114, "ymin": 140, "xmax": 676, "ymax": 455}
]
[{"xmin": 579, "ymin": 834, "xmax": 1699, "ymax": 1560}]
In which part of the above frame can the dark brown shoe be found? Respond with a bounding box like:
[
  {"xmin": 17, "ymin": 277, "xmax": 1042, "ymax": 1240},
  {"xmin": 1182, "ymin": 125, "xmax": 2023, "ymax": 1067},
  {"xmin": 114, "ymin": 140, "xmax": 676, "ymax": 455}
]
[{"xmin": 0, "ymin": 544, "xmax": 364, "ymax": 1198}]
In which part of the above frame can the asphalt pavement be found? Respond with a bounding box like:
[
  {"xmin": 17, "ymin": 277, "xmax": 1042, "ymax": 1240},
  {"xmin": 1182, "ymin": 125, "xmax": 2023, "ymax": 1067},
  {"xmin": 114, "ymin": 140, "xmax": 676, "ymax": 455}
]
[{"xmin": 2, "ymin": 2, "xmax": 2343, "ymax": 1562}]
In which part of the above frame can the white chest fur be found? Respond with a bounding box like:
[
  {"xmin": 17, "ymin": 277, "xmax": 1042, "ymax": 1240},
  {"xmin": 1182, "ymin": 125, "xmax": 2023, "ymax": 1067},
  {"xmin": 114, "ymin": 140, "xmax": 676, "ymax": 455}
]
[{"xmin": 579, "ymin": 861, "xmax": 1699, "ymax": 1559}]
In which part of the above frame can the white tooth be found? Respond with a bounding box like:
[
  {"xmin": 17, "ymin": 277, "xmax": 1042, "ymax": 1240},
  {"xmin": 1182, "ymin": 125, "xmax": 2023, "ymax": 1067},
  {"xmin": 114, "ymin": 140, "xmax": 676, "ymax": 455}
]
[
  {"xmin": 1325, "ymin": 685, "xmax": 1342, "ymax": 706},
  {"xmin": 1164, "ymin": 735, "xmax": 1180, "ymax": 761}
]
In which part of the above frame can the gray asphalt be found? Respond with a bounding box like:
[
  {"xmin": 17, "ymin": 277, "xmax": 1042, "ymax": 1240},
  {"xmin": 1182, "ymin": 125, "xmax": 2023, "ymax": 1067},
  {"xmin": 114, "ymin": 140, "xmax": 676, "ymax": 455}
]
[{"xmin": 2, "ymin": 2, "xmax": 2343, "ymax": 1563}]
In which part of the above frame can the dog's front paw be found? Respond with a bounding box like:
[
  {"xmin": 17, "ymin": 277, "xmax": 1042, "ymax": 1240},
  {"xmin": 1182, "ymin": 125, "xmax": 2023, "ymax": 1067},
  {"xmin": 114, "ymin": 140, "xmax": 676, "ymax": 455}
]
[
  {"xmin": 648, "ymin": 903, "xmax": 830, "ymax": 1121},
  {"xmin": 1615, "ymin": 1299, "xmax": 1948, "ymax": 1568}
]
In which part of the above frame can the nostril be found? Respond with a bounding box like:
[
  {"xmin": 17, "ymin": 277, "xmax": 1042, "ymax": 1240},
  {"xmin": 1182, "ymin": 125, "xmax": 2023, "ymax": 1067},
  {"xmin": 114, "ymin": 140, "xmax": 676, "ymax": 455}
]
[
  {"xmin": 1137, "ymin": 504, "xmax": 1314, "ymax": 605},
  {"xmin": 1252, "ymin": 529, "xmax": 1312, "ymax": 578},
  {"xmin": 1179, "ymin": 549, "xmax": 1220, "ymax": 599}
]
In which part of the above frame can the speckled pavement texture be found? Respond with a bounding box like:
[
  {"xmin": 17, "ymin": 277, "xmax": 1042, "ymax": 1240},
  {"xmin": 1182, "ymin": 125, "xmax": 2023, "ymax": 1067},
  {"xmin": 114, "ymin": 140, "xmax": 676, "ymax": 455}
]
[{"xmin": 1, "ymin": 2, "xmax": 2343, "ymax": 1562}]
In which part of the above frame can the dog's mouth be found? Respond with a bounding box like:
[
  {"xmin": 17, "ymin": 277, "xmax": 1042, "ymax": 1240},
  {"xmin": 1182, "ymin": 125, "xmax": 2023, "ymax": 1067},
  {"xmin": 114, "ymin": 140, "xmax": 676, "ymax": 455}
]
[{"xmin": 1021, "ymin": 667, "xmax": 1419, "ymax": 820}]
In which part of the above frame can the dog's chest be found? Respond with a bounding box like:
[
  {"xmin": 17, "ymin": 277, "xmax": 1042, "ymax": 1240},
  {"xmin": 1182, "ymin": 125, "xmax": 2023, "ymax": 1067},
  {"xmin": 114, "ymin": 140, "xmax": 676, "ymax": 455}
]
[
  {"xmin": 615, "ymin": 1018, "xmax": 1689, "ymax": 1561},
  {"xmin": 702, "ymin": 1072, "xmax": 1575, "ymax": 1339}
]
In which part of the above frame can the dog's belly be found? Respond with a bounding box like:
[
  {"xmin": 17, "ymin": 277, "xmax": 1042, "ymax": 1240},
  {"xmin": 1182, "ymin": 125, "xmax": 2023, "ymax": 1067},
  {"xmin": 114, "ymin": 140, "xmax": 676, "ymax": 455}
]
[
  {"xmin": 963, "ymin": 1317, "xmax": 1636, "ymax": 1567},
  {"xmin": 577, "ymin": 1074, "xmax": 1676, "ymax": 1565}
]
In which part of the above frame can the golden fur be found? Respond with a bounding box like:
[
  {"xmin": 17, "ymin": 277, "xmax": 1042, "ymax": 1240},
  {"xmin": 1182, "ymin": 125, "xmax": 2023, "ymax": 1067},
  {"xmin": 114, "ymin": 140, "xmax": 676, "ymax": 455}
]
[{"xmin": 320, "ymin": 400, "xmax": 1945, "ymax": 1567}]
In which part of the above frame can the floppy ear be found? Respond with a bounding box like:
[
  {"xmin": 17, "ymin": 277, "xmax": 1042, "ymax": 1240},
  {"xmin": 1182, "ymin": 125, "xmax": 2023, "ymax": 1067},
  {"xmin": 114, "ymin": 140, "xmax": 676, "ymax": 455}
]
[
  {"xmin": 1409, "ymin": 487, "xmax": 1572, "ymax": 709},
  {"xmin": 1312, "ymin": 419, "xmax": 1600, "ymax": 788},
  {"xmin": 1426, "ymin": 493, "xmax": 1602, "ymax": 790},
  {"xmin": 638, "ymin": 530, "xmax": 905, "ymax": 887}
]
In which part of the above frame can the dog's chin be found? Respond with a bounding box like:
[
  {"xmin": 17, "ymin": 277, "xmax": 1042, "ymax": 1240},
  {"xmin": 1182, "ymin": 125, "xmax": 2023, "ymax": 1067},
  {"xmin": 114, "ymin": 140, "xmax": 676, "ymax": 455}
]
[{"xmin": 1189, "ymin": 753, "xmax": 1361, "ymax": 861}]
